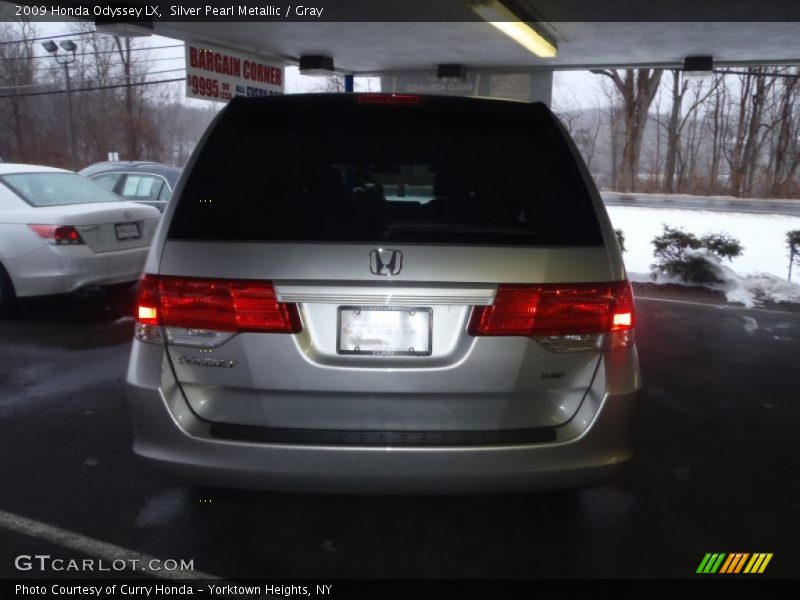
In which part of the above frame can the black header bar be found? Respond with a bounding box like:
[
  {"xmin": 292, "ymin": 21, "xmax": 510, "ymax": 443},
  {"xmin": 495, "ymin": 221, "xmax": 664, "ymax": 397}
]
[{"xmin": 4, "ymin": 0, "xmax": 800, "ymax": 23}]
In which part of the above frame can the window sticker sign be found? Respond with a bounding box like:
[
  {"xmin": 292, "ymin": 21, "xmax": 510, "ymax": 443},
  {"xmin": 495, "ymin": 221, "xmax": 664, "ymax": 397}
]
[{"xmin": 185, "ymin": 42, "xmax": 284, "ymax": 102}]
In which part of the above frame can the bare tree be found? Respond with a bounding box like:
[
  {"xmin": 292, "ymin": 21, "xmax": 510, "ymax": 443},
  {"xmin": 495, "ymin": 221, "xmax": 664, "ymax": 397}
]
[
  {"xmin": 553, "ymin": 85, "xmax": 603, "ymax": 173},
  {"xmin": 768, "ymin": 69, "xmax": 800, "ymax": 196},
  {"xmin": 680, "ymin": 98, "xmax": 704, "ymax": 191},
  {"xmin": 724, "ymin": 67, "xmax": 777, "ymax": 196},
  {"xmin": 0, "ymin": 20, "xmax": 38, "ymax": 161},
  {"xmin": 0, "ymin": 22, "xmax": 209, "ymax": 168},
  {"xmin": 555, "ymin": 108, "xmax": 580, "ymax": 136},
  {"xmin": 706, "ymin": 74, "xmax": 728, "ymax": 193},
  {"xmin": 651, "ymin": 90, "xmax": 663, "ymax": 189},
  {"xmin": 310, "ymin": 75, "xmax": 345, "ymax": 93},
  {"xmin": 591, "ymin": 68, "xmax": 663, "ymax": 192},
  {"xmin": 663, "ymin": 70, "xmax": 685, "ymax": 193},
  {"xmin": 658, "ymin": 71, "xmax": 720, "ymax": 193},
  {"xmin": 114, "ymin": 36, "xmax": 139, "ymax": 159},
  {"xmin": 573, "ymin": 117, "xmax": 602, "ymax": 173},
  {"xmin": 594, "ymin": 77, "xmax": 623, "ymax": 189},
  {"xmin": 67, "ymin": 22, "xmax": 122, "ymax": 163}
]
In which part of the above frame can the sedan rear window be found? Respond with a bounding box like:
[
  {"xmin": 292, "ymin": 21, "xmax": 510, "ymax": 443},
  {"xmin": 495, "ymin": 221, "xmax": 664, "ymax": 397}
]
[
  {"xmin": 0, "ymin": 172, "xmax": 122, "ymax": 207},
  {"xmin": 169, "ymin": 95, "xmax": 603, "ymax": 246}
]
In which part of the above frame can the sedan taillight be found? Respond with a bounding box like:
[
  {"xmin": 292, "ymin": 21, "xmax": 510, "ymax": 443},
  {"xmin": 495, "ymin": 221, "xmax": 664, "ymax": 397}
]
[
  {"xmin": 469, "ymin": 281, "xmax": 635, "ymax": 351},
  {"xmin": 135, "ymin": 274, "xmax": 301, "ymax": 346},
  {"xmin": 28, "ymin": 224, "xmax": 84, "ymax": 245}
]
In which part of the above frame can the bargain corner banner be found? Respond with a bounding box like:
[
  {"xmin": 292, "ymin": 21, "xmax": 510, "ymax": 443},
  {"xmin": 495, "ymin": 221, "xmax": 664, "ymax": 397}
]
[{"xmin": 185, "ymin": 42, "xmax": 284, "ymax": 102}]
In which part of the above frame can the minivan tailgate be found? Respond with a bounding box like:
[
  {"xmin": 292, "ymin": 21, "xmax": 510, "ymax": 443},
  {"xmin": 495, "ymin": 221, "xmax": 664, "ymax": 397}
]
[{"xmin": 159, "ymin": 242, "xmax": 611, "ymax": 432}]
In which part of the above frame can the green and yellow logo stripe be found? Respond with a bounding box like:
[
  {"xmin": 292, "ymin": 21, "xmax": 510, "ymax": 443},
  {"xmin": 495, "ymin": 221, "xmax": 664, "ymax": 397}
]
[{"xmin": 696, "ymin": 552, "xmax": 772, "ymax": 574}]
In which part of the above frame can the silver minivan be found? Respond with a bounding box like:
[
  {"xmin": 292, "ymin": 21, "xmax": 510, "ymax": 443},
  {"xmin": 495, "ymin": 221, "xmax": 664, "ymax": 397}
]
[{"xmin": 126, "ymin": 93, "xmax": 640, "ymax": 493}]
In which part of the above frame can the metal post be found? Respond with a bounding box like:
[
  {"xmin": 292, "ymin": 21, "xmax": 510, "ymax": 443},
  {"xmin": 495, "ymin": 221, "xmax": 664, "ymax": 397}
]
[{"xmin": 42, "ymin": 40, "xmax": 78, "ymax": 170}]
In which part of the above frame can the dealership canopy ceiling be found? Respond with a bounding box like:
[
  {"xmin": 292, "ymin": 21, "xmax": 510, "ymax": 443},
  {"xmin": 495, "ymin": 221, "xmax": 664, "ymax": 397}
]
[
  {"xmin": 152, "ymin": 20, "xmax": 800, "ymax": 73},
  {"xmin": 3, "ymin": 0, "xmax": 800, "ymax": 72},
  {"xmin": 137, "ymin": 0, "xmax": 800, "ymax": 73}
]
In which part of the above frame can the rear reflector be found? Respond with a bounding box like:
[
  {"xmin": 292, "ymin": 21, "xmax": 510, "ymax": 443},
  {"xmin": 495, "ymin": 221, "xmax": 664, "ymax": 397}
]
[
  {"xmin": 470, "ymin": 281, "xmax": 635, "ymax": 349},
  {"xmin": 28, "ymin": 224, "xmax": 84, "ymax": 245},
  {"xmin": 135, "ymin": 275, "xmax": 301, "ymax": 343},
  {"xmin": 357, "ymin": 93, "xmax": 423, "ymax": 105}
]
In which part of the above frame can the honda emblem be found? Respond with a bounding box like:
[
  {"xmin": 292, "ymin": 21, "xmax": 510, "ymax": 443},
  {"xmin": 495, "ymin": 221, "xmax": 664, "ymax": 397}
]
[{"xmin": 369, "ymin": 249, "xmax": 403, "ymax": 276}]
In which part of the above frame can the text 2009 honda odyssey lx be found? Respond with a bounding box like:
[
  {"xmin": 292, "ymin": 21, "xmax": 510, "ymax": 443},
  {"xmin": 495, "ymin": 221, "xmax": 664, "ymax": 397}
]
[{"xmin": 126, "ymin": 93, "xmax": 640, "ymax": 493}]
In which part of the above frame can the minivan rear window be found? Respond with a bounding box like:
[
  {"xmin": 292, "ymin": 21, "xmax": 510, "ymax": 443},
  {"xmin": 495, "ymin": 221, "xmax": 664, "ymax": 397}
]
[{"xmin": 168, "ymin": 95, "xmax": 603, "ymax": 246}]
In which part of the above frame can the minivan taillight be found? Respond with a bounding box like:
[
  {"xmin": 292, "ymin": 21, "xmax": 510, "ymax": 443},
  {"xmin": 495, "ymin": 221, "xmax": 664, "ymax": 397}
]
[
  {"xmin": 469, "ymin": 281, "xmax": 635, "ymax": 351},
  {"xmin": 134, "ymin": 274, "xmax": 301, "ymax": 346}
]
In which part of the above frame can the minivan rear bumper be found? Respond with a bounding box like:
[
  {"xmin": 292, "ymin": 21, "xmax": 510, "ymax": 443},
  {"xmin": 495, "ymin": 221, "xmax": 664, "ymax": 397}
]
[{"xmin": 126, "ymin": 345, "xmax": 638, "ymax": 494}]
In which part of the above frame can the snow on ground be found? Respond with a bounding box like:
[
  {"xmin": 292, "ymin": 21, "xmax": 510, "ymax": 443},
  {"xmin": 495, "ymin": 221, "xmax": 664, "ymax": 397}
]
[
  {"xmin": 627, "ymin": 253, "xmax": 800, "ymax": 308},
  {"xmin": 727, "ymin": 273, "xmax": 800, "ymax": 307},
  {"xmin": 606, "ymin": 206, "xmax": 800, "ymax": 307}
]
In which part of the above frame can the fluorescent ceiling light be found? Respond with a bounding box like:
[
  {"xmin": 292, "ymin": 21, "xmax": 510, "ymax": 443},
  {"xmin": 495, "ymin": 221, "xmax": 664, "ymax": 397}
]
[{"xmin": 469, "ymin": 0, "xmax": 557, "ymax": 58}]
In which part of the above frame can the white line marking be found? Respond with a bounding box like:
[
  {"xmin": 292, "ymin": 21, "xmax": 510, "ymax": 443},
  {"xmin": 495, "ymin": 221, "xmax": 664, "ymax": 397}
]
[
  {"xmin": 635, "ymin": 296, "xmax": 729, "ymax": 308},
  {"xmin": 0, "ymin": 508, "xmax": 217, "ymax": 579}
]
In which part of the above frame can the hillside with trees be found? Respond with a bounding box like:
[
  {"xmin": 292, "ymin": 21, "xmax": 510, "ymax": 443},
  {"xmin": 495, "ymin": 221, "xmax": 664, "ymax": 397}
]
[
  {"xmin": 0, "ymin": 20, "xmax": 217, "ymax": 169},
  {"xmin": 559, "ymin": 67, "xmax": 800, "ymax": 199}
]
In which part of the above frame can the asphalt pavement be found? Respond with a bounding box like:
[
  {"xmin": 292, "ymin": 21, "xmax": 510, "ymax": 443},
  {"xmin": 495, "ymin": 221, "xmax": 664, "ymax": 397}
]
[{"xmin": 0, "ymin": 290, "xmax": 798, "ymax": 579}]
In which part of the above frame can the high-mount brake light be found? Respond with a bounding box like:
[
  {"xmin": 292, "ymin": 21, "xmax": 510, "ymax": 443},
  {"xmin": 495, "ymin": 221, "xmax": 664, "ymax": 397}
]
[{"xmin": 357, "ymin": 93, "xmax": 423, "ymax": 105}]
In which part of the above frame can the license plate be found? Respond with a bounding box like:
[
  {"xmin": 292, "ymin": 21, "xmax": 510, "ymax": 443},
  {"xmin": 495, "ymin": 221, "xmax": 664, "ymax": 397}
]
[
  {"xmin": 338, "ymin": 306, "xmax": 432, "ymax": 356},
  {"xmin": 115, "ymin": 222, "xmax": 141, "ymax": 241}
]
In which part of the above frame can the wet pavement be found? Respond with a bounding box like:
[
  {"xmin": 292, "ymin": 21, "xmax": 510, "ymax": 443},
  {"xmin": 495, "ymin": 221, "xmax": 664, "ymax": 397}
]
[{"xmin": 0, "ymin": 290, "xmax": 798, "ymax": 578}]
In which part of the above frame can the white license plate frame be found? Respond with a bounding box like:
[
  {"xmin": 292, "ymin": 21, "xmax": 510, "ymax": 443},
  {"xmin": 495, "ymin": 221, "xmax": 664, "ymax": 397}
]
[
  {"xmin": 114, "ymin": 222, "xmax": 141, "ymax": 241},
  {"xmin": 337, "ymin": 306, "xmax": 432, "ymax": 356}
]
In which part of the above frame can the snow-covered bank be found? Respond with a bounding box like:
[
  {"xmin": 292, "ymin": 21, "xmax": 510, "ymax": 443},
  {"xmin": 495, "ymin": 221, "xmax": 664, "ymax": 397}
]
[
  {"xmin": 629, "ymin": 265, "xmax": 800, "ymax": 309},
  {"xmin": 607, "ymin": 206, "xmax": 800, "ymax": 280},
  {"xmin": 607, "ymin": 205, "xmax": 800, "ymax": 308}
]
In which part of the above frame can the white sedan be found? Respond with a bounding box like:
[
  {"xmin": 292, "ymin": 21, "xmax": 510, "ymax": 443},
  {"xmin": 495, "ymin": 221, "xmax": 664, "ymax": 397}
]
[{"xmin": 0, "ymin": 164, "xmax": 161, "ymax": 311}]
